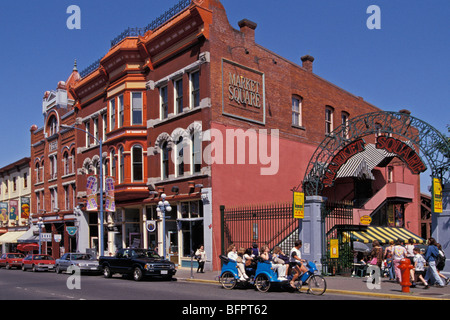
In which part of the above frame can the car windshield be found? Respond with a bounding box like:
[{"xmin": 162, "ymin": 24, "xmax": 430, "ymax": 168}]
[
  {"xmin": 132, "ymin": 250, "xmax": 161, "ymax": 259},
  {"xmin": 72, "ymin": 254, "xmax": 92, "ymax": 260},
  {"xmin": 34, "ymin": 255, "xmax": 53, "ymax": 260}
]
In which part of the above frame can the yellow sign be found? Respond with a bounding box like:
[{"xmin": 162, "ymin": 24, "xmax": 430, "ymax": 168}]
[
  {"xmin": 360, "ymin": 215, "xmax": 372, "ymax": 225},
  {"xmin": 433, "ymin": 178, "xmax": 443, "ymax": 213},
  {"xmin": 330, "ymin": 239, "xmax": 339, "ymax": 259},
  {"xmin": 293, "ymin": 192, "xmax": 305, "ymax": 219}
]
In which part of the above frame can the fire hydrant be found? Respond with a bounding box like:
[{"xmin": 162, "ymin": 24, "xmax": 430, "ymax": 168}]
[{"xmin": 398, "ymin": 258, "xmax": 414, "ymax": 293}]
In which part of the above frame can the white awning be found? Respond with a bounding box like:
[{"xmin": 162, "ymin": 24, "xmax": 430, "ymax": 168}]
[{"xmin": 0, "ymin": 231, "xmax": 27, "ymax": 244}]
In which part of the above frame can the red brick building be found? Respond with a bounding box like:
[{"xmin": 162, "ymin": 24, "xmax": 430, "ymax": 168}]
[
  {"xmin": 32, "ymin": 0, "xmax": 422, "ymax": 269},
  {"xmin": 30, "ymin": 64, "xmax": 80, "ymax": 257}
]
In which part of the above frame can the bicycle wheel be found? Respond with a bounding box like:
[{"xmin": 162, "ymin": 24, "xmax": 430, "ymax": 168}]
[
  {"xmin": 307, "ymin": 275, "xmax": 327, "ymax": 295},
  {"xmin": 220, "ymin": 271, "xmax": 237, "ymax": 290},
  {"xmin": 255, "ymin": 274, "xmax": 271, "ymax": 293}
]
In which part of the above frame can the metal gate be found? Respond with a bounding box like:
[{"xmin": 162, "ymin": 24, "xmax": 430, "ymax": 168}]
[
  {"xmin": 220, "ymin": 203, "xmax": 298, "ymax": 255},
  {"xmin": 321, "ymin": 200, "xmax": 354, "ymax": 275}
]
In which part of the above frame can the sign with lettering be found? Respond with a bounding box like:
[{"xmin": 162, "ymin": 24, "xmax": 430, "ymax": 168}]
[
  {"xmin": 222, "ymin": 58, "xmax": 266, "ymax": 125},
  {"xmin": 375, "ymin": 136, "xmax": 427, "ymax": 174},
  {"xmin": 330, "ymin": 239, "xmax": 339, "ymax": 259},
  {"xmin": 293, "ymin": 192, "xmax": 305, "ymax": 219},
  {"xmin": 323, "ymin": 139, "xmax": 366, "ymax": 187},
  {"xmin": 433, "ymin": 177, "xmax": 443, "ymax": 213}
]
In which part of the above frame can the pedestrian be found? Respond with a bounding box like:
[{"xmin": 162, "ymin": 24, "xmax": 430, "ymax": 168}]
[
  {"xmin": 436, "ymin": 243, "xmax": 450, "ymax": 285},
  {"xmin": 384, "ymin": 240, "xmax": 395, "ymax": 280},
  {"xmin": 369, "ymin": 240, "xmax": 383, "ymax": 270},
  {"xmin": 424, "ymin": 238, "xmax": 445, "ymax": 287},
  {"xmin": 392, "ymin": 239, "xmax": 407, "ymax": 282},
  {"xmin": 413, "ymin": 247, "xmax": 429, "ymax": 289},
  {"xmin": 251, "ymin": 243, "xmax": 260, "ymax": 257},
  {"xmin": 195, "ymin": 245, "xmax": 206, "ymax": 273}
]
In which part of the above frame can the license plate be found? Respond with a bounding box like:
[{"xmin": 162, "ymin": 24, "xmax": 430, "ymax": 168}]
[
  {"xmin": 161, "ymin": 270, "xmax": 168, "ymax": 275},
  {"xmin": 91, "ymin": 267, "xmax": 97, "ymax": 270}
]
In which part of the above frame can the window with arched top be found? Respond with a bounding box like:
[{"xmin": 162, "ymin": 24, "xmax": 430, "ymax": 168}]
[
  {"xmin": 119, "ymin": 147, "xmax": 125, "ymax": 184},
  {"xmin": 48, "ymin": 115, "xmax": 58, "ymax": 136},
  {"xmin": 161, "ymin": 142, "xmax": 169, "ymax": 179},
  {"xmin": 132, "ymin": 145, "xmax": 143, "ymax": 182},
  {"xmin": 176, "ymin": 137, "xmax": 185, "ymax": 177}
]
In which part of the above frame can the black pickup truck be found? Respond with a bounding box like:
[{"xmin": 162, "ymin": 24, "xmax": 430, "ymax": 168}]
[{"xmin": 99, "ymin": 248, "xmax": 176, "ymax": 281}]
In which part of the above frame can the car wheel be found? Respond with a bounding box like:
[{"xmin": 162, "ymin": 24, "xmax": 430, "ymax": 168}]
[
  {"xmin": 32, "ymin": 264, "xmax": 37, "ymax": 272},
  {"xmin": 22, "ymin": 264, "xmax": 26, "ymax": 271},
  {"xmin": 103, "ymin": 265, "xmax": 112, "ymax": 278},
  {"xmin": 5, "ymin": 263, "xmax": 10, "ymax": 270},
  {"xmin": 133, "ymin": 267, "xmax": 143, "ymax": 281},
  {"xmin": 56, "ymin": 265, "xmax": 61, "ymax": 274}
]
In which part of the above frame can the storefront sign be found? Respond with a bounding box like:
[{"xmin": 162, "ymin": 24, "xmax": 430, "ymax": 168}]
[
  {"xmin": 323, "ymin": 139, "xmax": 366, "ymax": 187},
  {"xmin": 146, "ymin": 220, "xmax": 157, "ymax": 233},
  {"xmin": 54, "ymin": 234, "xmax": 62, "ymax": 243},
  {"xmin": 376, "ymin": 136, "xmax": 427, "ymax": 174},
  {"xmin": 293, "ymin": 192, "xmax": 305, "ymax": 219},
  {"xmin": 360, "ymin": 215, "xmax": 372, "ymax": 225},
  {"xmin": 66, "ymin": 226, "xmax": 78, "ymax": 237},
  {"xmin": 228, "ymin": 73, "xmax": 262, "ymax": 109},
  {"xmin": 41, "ymin": 233, "xmax": 52, "ymax": 242},
  {"xmin": 433, "ymin": 177, "xmax": 443, "ymax": 213}
]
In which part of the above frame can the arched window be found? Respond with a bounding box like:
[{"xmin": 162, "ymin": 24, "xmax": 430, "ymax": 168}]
[
  {"xmin": 63, "ymin": 151, "xmax": 69, "ymax": 175},
  {"xmin": 191, "ymin": 132, "xmax": 201, "ymax": 174},
  {"xmin": 110, "ymin": 150, "xmax": 116, "ymax": 178},
  {"xmin": 48, "ymin": 115, "xmax": 58, "ymax": 136},
  {"xmin": 177, "ymin": 137, "xmax": 185, "ymax": 177},
  {"xmin": 162, "ymin": 142, "xmax": 169, "ymax": 179},
  {"xmin": 132, "ymin": 145, "xmax": 143, "ymax": 182},
  {"xmin": 35, "ymin": 162, "xmax": 40, "ymax": 183},
  {"xmin": 71, "ymin": 149, "xmax": 76, "ymax": 174},
  {"xmin": 119, "ymin": 147, "xmax": 125, "ymax": 184}
]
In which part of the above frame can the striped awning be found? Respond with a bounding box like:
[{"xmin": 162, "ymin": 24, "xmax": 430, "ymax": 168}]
[{"xmin": 344, "ymin": 226, "xmax": 424, "ymax": 244}]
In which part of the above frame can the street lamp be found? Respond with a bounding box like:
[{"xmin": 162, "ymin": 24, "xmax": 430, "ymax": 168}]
[
  {"xmin": 37, "ymin": 217, "xmax": 44, "ymax": 255},
  {"xmin": 156, "ymin": 193, "xmax": 172, "ymax": 260},
  {"xmin": 60, "ymin": 123, "xmax": 105, "ymax": 257}
]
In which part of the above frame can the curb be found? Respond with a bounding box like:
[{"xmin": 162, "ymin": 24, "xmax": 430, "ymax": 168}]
[{"xmin": 178, "ymin": 277, "xmax": 450, "ymax": 300}]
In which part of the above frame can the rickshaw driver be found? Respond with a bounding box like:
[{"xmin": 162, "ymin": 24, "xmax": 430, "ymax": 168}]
[{"xmin": 289, "ymin": 240, "xmax": 308, "ymax": 288}]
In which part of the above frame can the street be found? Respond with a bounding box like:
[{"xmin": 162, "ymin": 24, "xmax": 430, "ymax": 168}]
[{"xmin": 0, "ymin": 268, "xmax": 372, "ymax": 302}]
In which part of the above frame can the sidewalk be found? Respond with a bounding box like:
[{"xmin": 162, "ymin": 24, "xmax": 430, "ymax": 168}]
[{"xmin": 175, "ymin": 267, "xmax": 450, "ymax": 300}]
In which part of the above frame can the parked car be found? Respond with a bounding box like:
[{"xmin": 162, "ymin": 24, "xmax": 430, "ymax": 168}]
[
  {"xmin": 0, "ymin": 253, "xmax": 25, "ymax": 269},
  {"xmin": 22, "ymin": 254, "xmax": 55, "ymax": 272},
  {"xmin": 55, "ymin": 253, "xmax": 100, "ymax": 274},
  {"xmin": 99, "ymin": 248, "xmax": 177, "ymax": 281}
]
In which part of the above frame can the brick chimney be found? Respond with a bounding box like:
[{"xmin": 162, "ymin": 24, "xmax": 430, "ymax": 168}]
[
  {"xmin": 301, "ymin": 55, "xmax": 315, "ymax": 73},
  {"xmin": 238, "ymin": 19, "xmax": 257, "ymax": 42}
]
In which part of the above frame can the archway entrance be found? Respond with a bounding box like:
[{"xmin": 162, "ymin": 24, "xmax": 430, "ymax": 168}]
[{"xmin": 296, "ymin": 110, "xmax": 449, "ymax": 275}]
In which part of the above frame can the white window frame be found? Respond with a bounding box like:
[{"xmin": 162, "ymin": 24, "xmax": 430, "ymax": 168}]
[
  {"xmin": 159, "ymin": 86, "xmax": 169, "ymax": 120},
  {"xmin": 189, "ymin": 70, "xmax": 200, "ymax": 109},
  {"xmin": 292, "ymin": 96, "xmax": 302, "ymax": 127},
  {"xmin": 174, "ymin": 78, "xmax": 184, "ymax": 115},
  {"xmin": 118, "ymin": 94, "xmax": 124, "ymax": 128},
  {"xmin": 109, "ymin": 98, "xmax": 116, "ymax": 130},
  {"xmin": 131, "ymin": 145, "xmax": 143, "ymax": 182},
  {"xmin": 325, "ymin": 106, "xmax": 334, "ymax": 135}
]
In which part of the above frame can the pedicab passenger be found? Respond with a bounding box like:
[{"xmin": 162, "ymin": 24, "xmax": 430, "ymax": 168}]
[
  {"xmin": 272, "ymin": 246, "xmax": 288, "ymax": 280},
  {"xmin": 227, "ymin": 244, "xmax": 249, "ymax": 281},
  {"xmin": 260, "ymin": 246, "xmax": 287, "ymax": 281}
]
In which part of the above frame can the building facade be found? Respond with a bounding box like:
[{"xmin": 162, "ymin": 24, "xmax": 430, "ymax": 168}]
[
  {"xmin": 0, "ymin": 157, "xmax": 31, "ymax": 253},
  {"xmin": 31, "ymin": 0, "xmax": 422, "ymax": 269}
]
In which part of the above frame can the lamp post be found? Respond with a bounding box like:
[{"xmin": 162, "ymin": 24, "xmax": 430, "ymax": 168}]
[
  {"xmin": 156, "ymin": 193, "xmax": 172, "ymax": 260},
  {"xmin": 37, "ymin": 217, "xmax": 44, "ymax": 255},
  {"xmin": 60, "ymin": 124, "xmax": 105, "ymax": 257}
]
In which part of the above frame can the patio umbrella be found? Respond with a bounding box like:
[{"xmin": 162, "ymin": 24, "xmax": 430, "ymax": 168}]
[{"xmin": 353, "ymin": 241, "xmax": 370, "ymax": 253}]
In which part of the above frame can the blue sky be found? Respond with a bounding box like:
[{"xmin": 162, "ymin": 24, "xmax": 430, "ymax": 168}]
[{"xmin": 0, "ymin": 0, "xmax": 448, "ymax": 192}]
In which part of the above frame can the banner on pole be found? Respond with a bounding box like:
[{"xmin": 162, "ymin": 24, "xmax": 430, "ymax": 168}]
[
  {"xmin": 293, "ymin": 192, "xmax": 305, "ymax": 219},
  {"xmin": 86, "ymin": 175, "xmax": 98, "ymax": 212}
]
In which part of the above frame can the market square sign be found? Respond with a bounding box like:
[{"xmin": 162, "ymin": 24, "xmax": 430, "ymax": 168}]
[{"xmin": 221, "ymin": 58, "xmax": 266, "ymax": 125}]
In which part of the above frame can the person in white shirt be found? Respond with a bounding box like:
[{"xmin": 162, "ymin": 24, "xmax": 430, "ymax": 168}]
[
  {"xmin": 289, "ymin": 240, "xmax": 308, "ymax": 288},
  {"xmin": 413, "ymin": 247, "xmax": 429, "ymax": 288},
  {"xmin": 226, "ymin": 244, "xmax": 248, "ymax": 281}
]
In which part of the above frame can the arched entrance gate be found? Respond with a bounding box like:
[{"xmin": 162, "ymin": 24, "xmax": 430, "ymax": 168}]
[{"xmin": 295, "ymin": 110, "xmax": 450, "ymax": 275}]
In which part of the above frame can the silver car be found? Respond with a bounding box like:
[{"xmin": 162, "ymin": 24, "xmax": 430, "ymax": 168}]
[{"xmin": 56, "ymin": 253, "xmax": 100, "ymax": 274}]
